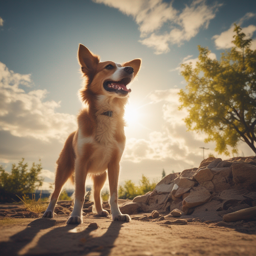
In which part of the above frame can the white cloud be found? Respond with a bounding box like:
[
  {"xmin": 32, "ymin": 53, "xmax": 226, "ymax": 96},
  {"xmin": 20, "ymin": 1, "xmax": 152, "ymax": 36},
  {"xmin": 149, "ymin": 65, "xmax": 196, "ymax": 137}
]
[
  {"xmin": 170, "ymin": 52, "xmax": 216, "ymax": 72},
  {"xmin": 123, "ymin": 89, "xmax": 210, "ymax": 167},
  {"xmin": 0, "ymin": 17, "xmax": 3, "ymax": 27},
  {"xmin": 212, "ymin": 13, "xmax": 256, "ymax": 49},
  {"xmin": 94, "ymin": 0, "xmax": 220, "ymax": 54},
  {"xmin": 0, "ymin": 62, "xmax": 77, "ymax": 141}
]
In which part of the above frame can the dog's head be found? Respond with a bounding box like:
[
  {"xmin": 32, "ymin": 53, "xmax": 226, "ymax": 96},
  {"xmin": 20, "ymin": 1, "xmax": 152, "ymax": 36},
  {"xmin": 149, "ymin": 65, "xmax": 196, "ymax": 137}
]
[{"xmin": 78, "ymin": 44, "xmax": 141, "ymax": 100}]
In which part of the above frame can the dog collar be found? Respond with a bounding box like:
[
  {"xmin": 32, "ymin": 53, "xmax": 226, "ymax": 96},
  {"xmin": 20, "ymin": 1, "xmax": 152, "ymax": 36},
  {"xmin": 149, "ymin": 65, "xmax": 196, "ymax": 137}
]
[{"xmin": 101, "ymin": 111, "xmax": 113, "ymax": 117}]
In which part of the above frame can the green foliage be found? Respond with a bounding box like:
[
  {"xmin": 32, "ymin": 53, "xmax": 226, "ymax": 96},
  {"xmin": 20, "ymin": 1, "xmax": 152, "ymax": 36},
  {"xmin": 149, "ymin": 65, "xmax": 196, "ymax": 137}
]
[
  {"xmin": 59, "ymin": 190, "xmax": 71, "ymax": 200},
  {"xmin": 118, "ymin": 175, "xmax": 157, "ymax": 200},
  {"xmin": 179, "ymin": 24, "xmax": 256, "ymax": 155},
  {"xmin": 0, "ymin": 158, "xmax": 43, "ymax": 200},
  {"xmin": 101, "ymin": 189, "xmax": 109, "ymax": 201},
  {"xmin": 162, "ymin": 169, "xmax": 166, "ymax": 178}
]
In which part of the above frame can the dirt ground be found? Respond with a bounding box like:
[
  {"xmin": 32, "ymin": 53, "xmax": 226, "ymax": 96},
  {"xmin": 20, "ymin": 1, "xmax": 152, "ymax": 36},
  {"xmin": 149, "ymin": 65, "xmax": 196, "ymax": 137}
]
[{"xmin": 0, "ymin": 213, "xmax": 256, "ymax": 256}]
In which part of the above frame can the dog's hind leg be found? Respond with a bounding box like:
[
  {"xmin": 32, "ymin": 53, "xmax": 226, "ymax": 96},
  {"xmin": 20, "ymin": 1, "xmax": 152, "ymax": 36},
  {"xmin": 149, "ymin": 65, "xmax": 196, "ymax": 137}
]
[
  {"xmin": 43, "ymin": 132, "xmax": 75, "ymax": 218},
  {"xmin": 91, "ymin": 171, "xmax": 109, "ymax": 217}
]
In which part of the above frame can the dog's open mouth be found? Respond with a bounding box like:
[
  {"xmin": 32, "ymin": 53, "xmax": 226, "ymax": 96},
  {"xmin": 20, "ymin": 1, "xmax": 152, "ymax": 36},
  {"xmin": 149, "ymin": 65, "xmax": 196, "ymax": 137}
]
[{"xmin": 103, "ymin": 77, "xmax": 131, "ymax": 95}]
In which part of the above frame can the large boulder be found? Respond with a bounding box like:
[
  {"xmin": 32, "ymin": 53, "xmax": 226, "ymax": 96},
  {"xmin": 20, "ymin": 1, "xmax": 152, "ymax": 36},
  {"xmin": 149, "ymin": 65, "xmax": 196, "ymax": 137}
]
[
  {"xmin": 207, "ymin": 158, "xmax": 222, "ymax": 168},
  {"xmin": 180, "ymin": 168, "xmax": 198, "ymax": 178},
  {"xmin": 133, "ymin": 191, "xmax": 151, "ymax": 204},
  {"xmin": 182, "ymin": 186, "xmax": 211, "ymax": 211},
  {"xmin": 157, "ymin": 173, "xmax": 180, "ymax": 186},
  {"xmin": 119, "ymin": 202, "xmax": 141, "ymax": 215},
  {"xmin": 193, "ymin": 168, "xmax": 213, "ymax": 183},
  {"xmin": 211, "ymin": 167, "xmax": 232, "ymax": 192},
  {"xmin": 232, "ymin": 163, "xmax": 256, "ymax": 189},
  {"xmin": 198, "ymin": 157, "xmax": 216, "ymax": 168}
]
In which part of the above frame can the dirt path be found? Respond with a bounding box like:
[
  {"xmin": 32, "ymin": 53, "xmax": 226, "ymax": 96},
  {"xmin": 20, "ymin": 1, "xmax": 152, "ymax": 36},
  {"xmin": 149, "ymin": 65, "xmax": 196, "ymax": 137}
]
[{"xmin": 1, "ymin": 214, "xmax": 256, "ymax": 256}]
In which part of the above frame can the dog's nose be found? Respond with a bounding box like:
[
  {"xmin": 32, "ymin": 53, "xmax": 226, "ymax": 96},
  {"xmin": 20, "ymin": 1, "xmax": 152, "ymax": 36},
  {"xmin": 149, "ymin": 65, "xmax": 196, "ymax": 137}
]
[{"xmin": 124, "ymin": 67, "xmax": 134, "ymax": 74}]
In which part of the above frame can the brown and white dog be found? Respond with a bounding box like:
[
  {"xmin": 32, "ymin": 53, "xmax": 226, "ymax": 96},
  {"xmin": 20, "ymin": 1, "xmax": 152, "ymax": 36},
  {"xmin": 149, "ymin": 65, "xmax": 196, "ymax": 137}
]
[{"xmin": 43, "ymin": 44, "xmax": 141, "ymax": 224}]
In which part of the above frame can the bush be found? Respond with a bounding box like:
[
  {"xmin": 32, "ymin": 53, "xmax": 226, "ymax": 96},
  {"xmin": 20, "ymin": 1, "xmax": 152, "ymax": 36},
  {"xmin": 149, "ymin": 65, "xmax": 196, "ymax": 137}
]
[
  {"xmin": 118, "ymin": 175, "xmax": 157, "ymax": 200},
  {"xmin": 59, "ymin": 190, "xmax": 71, "ymax": 200},
  {"xmin": 0, "ymin": 159, "xmax": 43, "ymax": 202}
]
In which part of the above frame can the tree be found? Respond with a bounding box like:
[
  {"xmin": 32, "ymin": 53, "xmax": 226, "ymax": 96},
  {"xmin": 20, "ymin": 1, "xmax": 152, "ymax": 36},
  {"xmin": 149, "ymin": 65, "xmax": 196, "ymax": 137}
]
[
  {"xmin": 179, "ymin": 24, "xmax": 256, "ymax": 155},
  {"xmin": 162, "ymin": 169, "xmax": 166, "ymax": 179},
  {"xmin": 0, "ymin": 159, "xmax": 43, "ymax": 201}
]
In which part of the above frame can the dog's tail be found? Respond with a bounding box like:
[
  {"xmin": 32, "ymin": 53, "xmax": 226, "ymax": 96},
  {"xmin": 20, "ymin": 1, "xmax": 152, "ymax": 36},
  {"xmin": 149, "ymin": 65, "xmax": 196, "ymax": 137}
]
[{"xmin": 55, "ymin": 131, "xmax": 76, "ymax": 186}]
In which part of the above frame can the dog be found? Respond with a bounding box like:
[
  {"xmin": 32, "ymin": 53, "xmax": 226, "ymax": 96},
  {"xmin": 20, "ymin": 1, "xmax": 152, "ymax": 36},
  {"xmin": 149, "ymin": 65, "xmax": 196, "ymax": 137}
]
[{"xmin": 43, "ymin": 44, "xmax": 141, "ymax": 224}]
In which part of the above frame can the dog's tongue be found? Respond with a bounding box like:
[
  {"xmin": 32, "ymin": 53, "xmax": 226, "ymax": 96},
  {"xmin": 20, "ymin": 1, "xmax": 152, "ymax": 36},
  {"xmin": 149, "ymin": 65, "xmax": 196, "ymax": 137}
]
[{"xmin": 113, "ymin": 82, "xmax": 131, "ymax": 92}]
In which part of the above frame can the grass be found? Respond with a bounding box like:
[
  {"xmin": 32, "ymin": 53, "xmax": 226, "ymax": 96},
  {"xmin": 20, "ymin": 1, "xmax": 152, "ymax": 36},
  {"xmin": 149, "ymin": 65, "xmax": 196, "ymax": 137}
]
[{"xmin": 17, "ymin": 194, "xmax": 48, "ymax": 214}]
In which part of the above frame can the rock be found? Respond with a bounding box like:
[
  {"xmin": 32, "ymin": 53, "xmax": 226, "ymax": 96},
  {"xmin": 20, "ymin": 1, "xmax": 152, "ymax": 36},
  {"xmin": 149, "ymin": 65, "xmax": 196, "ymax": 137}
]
[
  {"xmin": 170, "ymin": 208, "xmax": 182, "ymax": 217},
  {"xmin": 193, "ymin": 168, "xmax": 213, "ymax": 183},
  {"xmin": 151, "ymin": 210, "xmax": 159, "ymax": 218},
  {"xmin": 171, "ymin": 184, "xmax": 179, "ymax": 201},
  {"xmin": 154, "ymin": 183, "xmax": 174, "ymax": 194},
  {"xmin": 201, "ymin": 181, "xmax": 214, "ymax": 192},
  {"xmin": 119, "ymin": 202, "xmax": 141, "ymax": 215},
  {"xmin": 211, "ymin": 167, "xmax": 232, "ymax": 192},
  {"xmin": 180, "ymin": 168, "xmax": 198, "ymax": 178},
  {"xmin": 219, "ymin": 189, "xmax": 245, "ymax": 201},
  {"xmin": 182, "ymin": 186, "xmax": 211, "ymax": 211},
  {"xmin": 133, "ymin": 192, "xmax": 151, "ymax": 204},
  {"xmin": 157, "ymin": 173, "xmax": 180, "ymax": 186},
  {"xmin": 223, "ymin": 206, "xmax": 256, "ymax": 222},
  {"xmin": 207, "ymin": 158, "xmax": 222, "ymax": 169},
  {"xmin": 174, "ymin": 178, "xmax": 195, "ymax": 198},
  {"xmin": 88, "ymin": 223, "xmax": 99, "ymax": 229},
  {"xmin": 163, "ymin": 219, "xmax": 187, "ymax": 225},
  {"xmin": 148, "ymin": 193, "xmax": 168, "ymax": 205},
  {"xmin": 170, "ymin": 199, "xmax": 183, "ymax": 212},
  {"xmin": 182, "ymin": 192, "xmax": 190, "ymax": 199},
  {"xmin": 177, "ymin": 177, "xmax": 195, "ymax": 189},
  {"xmin": 216, "ymin": 161, "xmax": 232, "ymax": 168},
  {"xmin": 232, "ymin": 163, "xmax": 256, "ymax": 188},
  {"xmin": 159, "ymin": 216, "xmax": 165, "ymax": 221},
  {"xmin": 198, "ymin": 157, "xmax": 216, "ymax": 168}
]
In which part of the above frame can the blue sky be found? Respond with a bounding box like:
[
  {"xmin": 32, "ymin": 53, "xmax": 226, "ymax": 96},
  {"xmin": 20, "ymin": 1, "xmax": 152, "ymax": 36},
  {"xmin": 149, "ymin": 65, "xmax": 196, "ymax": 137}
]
[{"xmin": 0, "ymin": 0, "xmax": 256, "ymax": 189}]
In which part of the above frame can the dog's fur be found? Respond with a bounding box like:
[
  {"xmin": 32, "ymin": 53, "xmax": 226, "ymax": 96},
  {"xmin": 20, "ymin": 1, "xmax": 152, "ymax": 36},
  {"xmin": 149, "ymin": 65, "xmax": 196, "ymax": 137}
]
[{"xmin": 43, "ymin": 44, "xmax": 141, "ymax": 224}]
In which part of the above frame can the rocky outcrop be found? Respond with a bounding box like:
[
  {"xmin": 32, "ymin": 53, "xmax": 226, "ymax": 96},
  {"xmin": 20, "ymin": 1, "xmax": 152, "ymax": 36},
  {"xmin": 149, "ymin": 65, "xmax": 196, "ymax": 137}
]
[{"xmin": 132, "ymin": 156, "xmax": 256, "ymax": 222}]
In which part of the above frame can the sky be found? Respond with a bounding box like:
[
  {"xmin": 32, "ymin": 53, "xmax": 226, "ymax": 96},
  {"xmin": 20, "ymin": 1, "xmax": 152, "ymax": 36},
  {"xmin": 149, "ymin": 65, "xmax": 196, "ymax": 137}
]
[{"xmin": 0, "ymin": 0, "xmax": 256, "ymax": 190}]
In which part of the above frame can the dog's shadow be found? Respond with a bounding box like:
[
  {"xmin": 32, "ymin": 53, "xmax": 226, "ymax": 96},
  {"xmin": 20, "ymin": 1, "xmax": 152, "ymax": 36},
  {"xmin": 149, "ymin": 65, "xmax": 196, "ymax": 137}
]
[
  {"xmin": 26, "ymin": 218, "xmax": 123, "ymax": 256},
  {"xmin": 0, "ymin": 218, "xmax": 57, "ymax": 256}
]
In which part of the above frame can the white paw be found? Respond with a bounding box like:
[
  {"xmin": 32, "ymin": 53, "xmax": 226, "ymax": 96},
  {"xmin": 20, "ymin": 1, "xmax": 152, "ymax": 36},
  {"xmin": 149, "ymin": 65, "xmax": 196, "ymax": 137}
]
[
  {"xmin": 67, "ymin": 216, "xmax": 82, "ymax": 225},
  {"xmin": 43, "ymin": 211, "xmax": 54, "ymax": 218},
  {"xmin": 113, "ymin": 214, "xmax": 131, "ymax": 222}
]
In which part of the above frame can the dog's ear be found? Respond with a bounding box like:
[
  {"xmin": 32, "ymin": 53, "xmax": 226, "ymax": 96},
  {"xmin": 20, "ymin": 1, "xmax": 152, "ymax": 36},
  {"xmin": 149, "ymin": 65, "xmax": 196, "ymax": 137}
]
[
  {"xmin": 78, "ymin": 44, "xmax": 100, "ymax": 73},
  {"xmin": 123, "ymin": 59, "xmax": 141, "ymax": 77}
]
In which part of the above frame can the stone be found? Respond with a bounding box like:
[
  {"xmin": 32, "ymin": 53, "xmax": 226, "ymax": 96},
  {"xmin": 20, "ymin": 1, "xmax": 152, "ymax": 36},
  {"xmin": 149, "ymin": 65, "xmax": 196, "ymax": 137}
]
[
  {"xmin": 177, "ymin": 177, "xmax": 195, "ymax": 189},
  {"xmin": 151, "ymin": 210, "xmax": 159, "ymax": 218},
  {"xmin": 216, "ymin": 161, "xmax": 232, "ymax": 168},
  {"xmin": 207, "ymin": 158, "xmax": 222, "ymax": 169},
  {"xmin": 180, "ymin": 168, "xmax": 198, "ymax": 178},
  {"xmin": 154, "ymin": 183, "xmax": 174, "ymax": 194},
  {"xmin": 198, "ymin": 157, "xmax": 216, "ymax": 168},
  {"xmin": 163, "ymin": 219, "xmax": 187, "ymax": 225},
  {"xmin": 88, "ymin": 223, "xmax": 99, "ymax": 229},
  {"xmin": 232, "ymin": 163, "xmax": 256, "ymax": 188},
  {"xmin": 223, "ymin": 206, "xmax": 256, "ymax": 222},
  {"xmin": 182, "ymin": 192, "xmax": 190, "ymax": 200},
  {"xmin": 170, "ymin": 199, "xmax": 183, "ymax": 212},
  {"xmin": 174, "ymin": 187, "xmax": 190, "ymax": 198},
  {"xmin": 133, "ymin": 192, "xmax": 151, "ymax": 204},
  {"xmin": 201, "ymin": 181, "xmax": 214, "ymax": 192},
  {"xmin": 159, "ymin": 216, "xmax": 165, "ymax": 221},
  {"xmin": 182, "ymin": 186, "xmax": 211, "ymax": 211},
  {"xmin": 157, "ymin": 173, "xmax": 180, "ymax": 186},
  {"xmin": 119, "ymin": 202, "xmax": 141, "ymax": 215},
  {"xmin": 193, "ymin": 168, "xmax": 213, "ymax": 183},
  {"xmin": 219, "ymin": 189, "xmax": 245, "ymax": 201},
  {"xmin": 148, "ymin": 193, "xmax": 168, "ymax": 205},
  {"xmin": 170, "ymin": 208, "xmax": 182, "ymax": 217},
  {"xmin": 211, "ymin": 167, "xmax": 232, "ymax": 192}
]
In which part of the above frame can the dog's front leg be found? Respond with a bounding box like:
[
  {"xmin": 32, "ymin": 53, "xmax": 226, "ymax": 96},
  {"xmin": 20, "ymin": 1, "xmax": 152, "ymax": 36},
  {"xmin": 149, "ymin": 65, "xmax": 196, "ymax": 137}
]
[
  {"xmin": 67, "ymin": 158, "xmax": 87, "ymax": 225},
  {"xmin": 108, "ymin": 161, "xmax": 131, "ymax": 222}
]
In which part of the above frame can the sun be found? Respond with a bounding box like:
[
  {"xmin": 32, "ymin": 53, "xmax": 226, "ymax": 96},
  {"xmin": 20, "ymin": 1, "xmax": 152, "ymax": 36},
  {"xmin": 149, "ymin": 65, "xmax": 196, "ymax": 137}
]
[{"xmin": 124, "ymin": 104, "xmax": 140, "ymax": 126}]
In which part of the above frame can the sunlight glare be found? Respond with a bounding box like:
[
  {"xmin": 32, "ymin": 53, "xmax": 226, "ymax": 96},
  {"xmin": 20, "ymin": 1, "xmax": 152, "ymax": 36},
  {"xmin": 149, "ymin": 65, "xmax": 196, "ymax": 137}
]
[{"xmin": 124, "ymin": 104, "xmax": 140, "ymax": 126}]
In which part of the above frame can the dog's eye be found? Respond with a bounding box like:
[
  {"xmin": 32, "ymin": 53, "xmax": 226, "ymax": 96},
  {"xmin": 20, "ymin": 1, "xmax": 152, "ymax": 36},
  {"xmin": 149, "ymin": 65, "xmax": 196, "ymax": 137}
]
[{"xmin": 105, "ymin": 64, "xmax": 115, "ymax": 70}]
